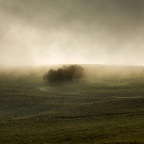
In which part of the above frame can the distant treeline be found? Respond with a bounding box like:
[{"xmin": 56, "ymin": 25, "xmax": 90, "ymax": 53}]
[{"xmin": 43, "ymin": 65, "xmax": 84, "ymax": 84}]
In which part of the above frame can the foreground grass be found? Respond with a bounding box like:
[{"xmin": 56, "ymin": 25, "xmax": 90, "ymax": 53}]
[
  {"xmin": 0, "ymin": 65, "xmax": 144, "ymax": 143},
  {"xmin": 1, "ymin": 115, "xmax": 144, "ymax": 144}
]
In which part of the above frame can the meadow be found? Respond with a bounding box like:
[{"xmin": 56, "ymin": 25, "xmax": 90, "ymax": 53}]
[{"xmin": 0, "ymin": 65, "xmax": 144, "ymax": 144}]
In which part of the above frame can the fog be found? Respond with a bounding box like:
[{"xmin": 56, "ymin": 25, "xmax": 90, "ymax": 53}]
[{"xmin": 0, "ymin": 0, "xmax": 144, "ymax": 66}]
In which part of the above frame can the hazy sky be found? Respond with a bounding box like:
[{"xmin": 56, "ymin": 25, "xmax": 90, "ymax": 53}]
[{"xmin": 0, "ymin": 0, "xmax": 144, "ymax": 66}]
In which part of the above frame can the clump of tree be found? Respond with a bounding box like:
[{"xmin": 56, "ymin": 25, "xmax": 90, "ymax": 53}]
[{"xmin": 43, "ymin": 65, "xmax": 85, "ymax": 84}]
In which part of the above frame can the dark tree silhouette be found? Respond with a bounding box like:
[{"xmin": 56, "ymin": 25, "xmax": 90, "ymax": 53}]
[{"xmin": 44, "ymin": 65, "xmax": 84, "ymax": 84}]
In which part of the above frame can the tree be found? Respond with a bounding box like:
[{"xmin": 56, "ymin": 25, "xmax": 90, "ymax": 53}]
[{"xmin": 43, "ymin": 65, "xmax": 84, "ymax": 84}]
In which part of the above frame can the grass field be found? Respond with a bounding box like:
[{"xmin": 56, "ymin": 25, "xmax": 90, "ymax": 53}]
[{"xmin": 0, "ymin": 65, "xmax": 144, "ymax": 144}]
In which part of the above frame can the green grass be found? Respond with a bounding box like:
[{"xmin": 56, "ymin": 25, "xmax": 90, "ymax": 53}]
[{"xmin": 0, "ymin": 65, "xmax": 144, "ymax": 143}]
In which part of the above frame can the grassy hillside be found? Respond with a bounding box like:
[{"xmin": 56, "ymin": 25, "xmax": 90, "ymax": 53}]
[{"xmin": 0, "ymin": 65, "xmax": 144, "ymax": 143}]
